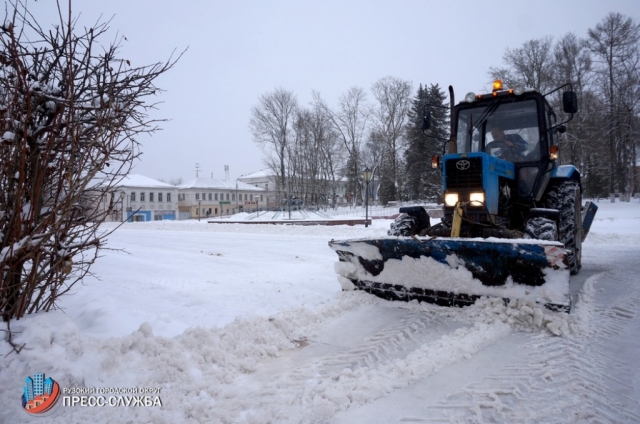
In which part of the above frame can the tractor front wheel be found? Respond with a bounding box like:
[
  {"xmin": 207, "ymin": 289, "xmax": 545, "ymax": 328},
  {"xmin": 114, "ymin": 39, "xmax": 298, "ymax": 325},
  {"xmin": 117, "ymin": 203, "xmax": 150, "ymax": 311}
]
[{"xmin": 543, "ymin": 180, "xmax": 582, "ymax": 274}]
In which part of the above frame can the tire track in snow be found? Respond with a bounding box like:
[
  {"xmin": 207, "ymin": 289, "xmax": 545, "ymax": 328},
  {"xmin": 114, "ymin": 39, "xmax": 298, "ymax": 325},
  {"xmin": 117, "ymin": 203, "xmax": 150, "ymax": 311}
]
[
  {"xmin": 213, "ymin": 304, "xmax": 510, "ymax": 423},
  {"xmin": 315, "ymin": 309, "xmax": 460, "ymax": 374},
  {"xmin": 414, "ymin": 275, "xmax": 640, "ymax": 423}
]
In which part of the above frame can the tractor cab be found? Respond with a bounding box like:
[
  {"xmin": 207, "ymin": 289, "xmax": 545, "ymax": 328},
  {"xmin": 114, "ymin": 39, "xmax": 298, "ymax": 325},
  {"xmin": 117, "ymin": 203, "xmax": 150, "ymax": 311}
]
[
  {"xmin": 450, "ymin": 81, "xmax": 568, "ymax": 202},
  {"xmin": 422, "ymin": 80, "xmax": 579, "ymax": 236}
]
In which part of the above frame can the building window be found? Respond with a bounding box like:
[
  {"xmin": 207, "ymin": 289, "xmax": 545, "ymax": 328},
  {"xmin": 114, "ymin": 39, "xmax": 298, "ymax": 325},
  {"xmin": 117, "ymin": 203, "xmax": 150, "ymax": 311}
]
[
  {"xmin": 208, "ymin": 193, "xmax": 212, "ymax": 201},
  {"xmin": 131, "ymin": 192, "xmax": 136, "ymax": 202},
  {"xmin": 150, "ymin": 192, "xmax": 154, "ymax": 202},
  {"xmin": 140, "ymin": 192, "xmax": 145, "ymax": 202},
  {"xmin": 226, "ymin": 193, "xmax": 229, "ymax": 201},
  {"xmin": 202, "ymin": 193, "xmax": 206, "ymax": 200},
  {"xmin": 232, "ymin": 193, "xmax": 235, "ymax": 201},
  {"xmin": 195, "ymin": 193, "xmax": 200, "ymax": 200},
  {"xmin": 266, "ymin": 183, "xmax": 269, "ymax": 190},
  {"xmin": 215, "ymin": 193, "xmax": 218, "ymax": 201},
  {"xmin": 158, "ymin": 192, "xmax": 163, "ymax": 202},
  {"xmin": 167, "ymin": 193, "xmax": 172, "ymax": 202},
  {"xmin": 244, "ymin": 194, "xmax": 248, "ymax": 201},
  {"xmin": 260, "ymin": 195, "xmax": 263, "ymax": 201}
]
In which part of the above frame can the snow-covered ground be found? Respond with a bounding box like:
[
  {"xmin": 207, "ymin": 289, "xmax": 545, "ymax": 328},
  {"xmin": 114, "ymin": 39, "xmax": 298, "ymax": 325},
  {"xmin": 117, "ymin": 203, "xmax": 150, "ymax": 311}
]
[{"xmin": 1, "ymin": 200, "xmax": 639, "ymax": 423}]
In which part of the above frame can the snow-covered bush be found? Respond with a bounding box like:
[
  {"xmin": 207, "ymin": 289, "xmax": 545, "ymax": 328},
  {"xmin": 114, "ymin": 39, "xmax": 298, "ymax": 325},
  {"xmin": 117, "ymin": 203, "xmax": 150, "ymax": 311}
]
[{"xmin": 0, "ymin": 1, "xmax": 180, "ymax": 326}]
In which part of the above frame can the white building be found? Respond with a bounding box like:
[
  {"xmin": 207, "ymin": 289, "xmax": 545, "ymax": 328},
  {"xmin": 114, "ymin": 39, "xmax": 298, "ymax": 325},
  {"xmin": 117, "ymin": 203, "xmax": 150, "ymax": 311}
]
[
  {"xmin": 100, "ymin": 174, "xmax": 179, "ymax": 222},
  {"xmin": 236, "ymin": 169, "xmax": 278, "ymax": 208},
  {"xmin": 238, "ymin": 169, "xmax": 351, "ymax": 207},
  {"xmin": 178, "ymin": 178, "xmax": 265, "ymax": 219}
]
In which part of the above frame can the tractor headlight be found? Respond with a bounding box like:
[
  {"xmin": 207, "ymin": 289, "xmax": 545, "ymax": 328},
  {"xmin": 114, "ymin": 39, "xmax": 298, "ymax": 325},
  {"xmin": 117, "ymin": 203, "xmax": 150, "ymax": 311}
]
[
  {"xmin": 469, "ymin": 192, "xmax": 485, "ymax": 206},
  {"xmin": 444, "ymin": 192, "xmax": 459, "ymax": 207}
]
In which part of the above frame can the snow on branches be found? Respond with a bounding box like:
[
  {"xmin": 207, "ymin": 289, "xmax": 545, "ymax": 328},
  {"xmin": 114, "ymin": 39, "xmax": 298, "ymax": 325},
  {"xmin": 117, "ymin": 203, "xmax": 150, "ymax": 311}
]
[{"xmin": 0, "ymin": 1, "xmax": 181, "ymax": 322}]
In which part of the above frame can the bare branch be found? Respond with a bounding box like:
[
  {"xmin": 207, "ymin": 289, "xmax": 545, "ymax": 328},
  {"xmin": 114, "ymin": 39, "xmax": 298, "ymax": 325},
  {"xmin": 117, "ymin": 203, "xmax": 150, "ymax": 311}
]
[{"xmin": 0, "ymin": 0, "xmax": 181, "ymax": 322}]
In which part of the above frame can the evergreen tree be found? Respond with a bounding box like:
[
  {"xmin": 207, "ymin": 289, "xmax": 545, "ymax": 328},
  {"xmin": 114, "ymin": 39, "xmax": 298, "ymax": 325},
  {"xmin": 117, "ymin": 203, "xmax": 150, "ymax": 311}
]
[
  {"xmin": 404, "ymin": 84, "xmax": 449, "ymax": 201},
  {"xmin": 378, "ymin": 154, "xmax": 397, "ymax": 204}
]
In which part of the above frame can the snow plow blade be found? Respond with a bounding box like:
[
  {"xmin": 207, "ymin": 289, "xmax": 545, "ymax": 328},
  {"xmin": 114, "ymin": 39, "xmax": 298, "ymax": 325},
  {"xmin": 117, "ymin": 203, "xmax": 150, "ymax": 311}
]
[{"xmin": 328, "ymin": 237, "xmax": 571, "ymax": 313}]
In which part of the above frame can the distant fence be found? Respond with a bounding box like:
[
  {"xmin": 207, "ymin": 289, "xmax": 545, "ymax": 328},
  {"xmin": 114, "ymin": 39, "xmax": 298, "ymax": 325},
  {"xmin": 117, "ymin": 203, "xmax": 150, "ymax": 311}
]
[{"xmin": 328, "ymin": 203, "xmax": 441, "ymax": 219}]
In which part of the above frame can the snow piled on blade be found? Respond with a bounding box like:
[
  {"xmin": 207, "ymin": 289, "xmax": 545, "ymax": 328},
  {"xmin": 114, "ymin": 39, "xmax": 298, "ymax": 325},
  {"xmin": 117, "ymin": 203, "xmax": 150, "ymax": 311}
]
[{"xmin": 334, "ymin": 240, "xmax": 570, "ymax": 307}]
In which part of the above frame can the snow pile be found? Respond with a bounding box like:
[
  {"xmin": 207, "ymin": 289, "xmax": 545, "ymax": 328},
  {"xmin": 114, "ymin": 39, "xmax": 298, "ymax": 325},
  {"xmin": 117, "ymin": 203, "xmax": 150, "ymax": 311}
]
[
  {"xmin": 461, "ymin": 297, "xmax": 579, "ymax": 336},
  {"xmin": 0, "ymin": 292, "xmax": 380, "ymax": 423}
]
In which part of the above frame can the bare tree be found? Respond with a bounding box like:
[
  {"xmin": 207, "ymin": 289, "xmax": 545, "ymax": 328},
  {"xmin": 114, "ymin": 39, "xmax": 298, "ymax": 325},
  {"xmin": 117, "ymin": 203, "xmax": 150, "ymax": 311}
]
[
  {"xmin": 249, "ymin": 88, "xmax": 298, "ymax": 209},
  {"xmin": 313, "ymin": 87, "xmax": 369, "ymax": 205},
  {"xmin": 0, "ymin": 1, "xmax": 180, "ymax": 322},
  {"xmin": 552, "ymin": 33, "xmax": 594, "ymax": 168},
  {"xmin": 588, "ymin": 13, "xmax": 640, "ymax": 197},
  {"xmin": 489, "ymin": 36, "xmax": 556, "ymax": 93},
  {"xmin": 290, "ymin": 107, "xmax": 342, "ymax": 208},
  {"xmin": 310, "ymin": 106, "xmax": 343, "ymax": 208},
  {"xmin": 362, "ymin": 130, "xmax": 385, "ymax": 203},
  {"xmin": 371, "ymin": 76, "xmax": 412, "ymax": 202}
]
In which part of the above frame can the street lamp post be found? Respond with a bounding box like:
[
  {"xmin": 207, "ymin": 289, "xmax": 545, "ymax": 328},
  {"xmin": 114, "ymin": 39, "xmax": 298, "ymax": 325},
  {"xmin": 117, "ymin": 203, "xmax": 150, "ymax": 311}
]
[
  {"xmin": 363, "ymin": 168, "xmax": 373, "ymax": 228},
  {"xmin": 120, "ymin": 191, "xmax": 126, "ymax": 222}
]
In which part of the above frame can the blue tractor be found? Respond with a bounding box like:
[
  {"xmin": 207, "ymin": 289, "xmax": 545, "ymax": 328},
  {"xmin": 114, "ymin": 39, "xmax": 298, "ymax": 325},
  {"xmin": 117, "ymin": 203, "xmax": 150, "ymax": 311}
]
[{"xmin": 329, "ymin": 81, "xmax": 598, "ymax": 312}]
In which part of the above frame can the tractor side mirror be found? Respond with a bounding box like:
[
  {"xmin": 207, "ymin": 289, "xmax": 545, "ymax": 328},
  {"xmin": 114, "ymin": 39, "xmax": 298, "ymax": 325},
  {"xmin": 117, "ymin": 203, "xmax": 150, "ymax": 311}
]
[{"xmin": 562, "ymin": 91, "xmax": 578, "ymax": 114}]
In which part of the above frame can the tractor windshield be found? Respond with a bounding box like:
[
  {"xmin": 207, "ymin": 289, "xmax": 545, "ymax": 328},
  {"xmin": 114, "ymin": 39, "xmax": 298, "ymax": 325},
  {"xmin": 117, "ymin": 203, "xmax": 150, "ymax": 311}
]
[{"xmin": 455, "ymin": 99, "xmax": 540, "ymax": 162}]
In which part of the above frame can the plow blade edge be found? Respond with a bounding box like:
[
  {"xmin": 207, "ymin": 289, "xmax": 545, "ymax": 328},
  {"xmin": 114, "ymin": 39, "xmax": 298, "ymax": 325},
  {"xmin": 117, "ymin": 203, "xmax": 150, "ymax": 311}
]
[{"xmin": 328, "ymin": 237, "xmax": 571, "ymax": 313}]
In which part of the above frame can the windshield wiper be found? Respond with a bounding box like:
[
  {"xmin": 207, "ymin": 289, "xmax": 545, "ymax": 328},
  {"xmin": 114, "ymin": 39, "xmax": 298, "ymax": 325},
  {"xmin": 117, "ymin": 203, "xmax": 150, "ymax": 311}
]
[{"xmin": 469, "ymin": 98, "xmax": 502, "ymax": 136}]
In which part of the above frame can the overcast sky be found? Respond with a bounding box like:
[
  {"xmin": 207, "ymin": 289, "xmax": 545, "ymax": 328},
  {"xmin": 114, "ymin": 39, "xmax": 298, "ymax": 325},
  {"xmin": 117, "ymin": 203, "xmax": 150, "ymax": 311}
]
[{"xmin": 30, "ymin": 0, "xmax": 640, "ymax": 182}]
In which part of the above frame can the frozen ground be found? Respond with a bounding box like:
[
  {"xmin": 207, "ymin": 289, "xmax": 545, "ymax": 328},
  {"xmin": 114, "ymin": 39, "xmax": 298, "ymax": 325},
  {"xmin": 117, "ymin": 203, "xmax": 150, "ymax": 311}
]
[{"xmin": 1, "ymin": 199, "xmax": 639, "ymax": 423}]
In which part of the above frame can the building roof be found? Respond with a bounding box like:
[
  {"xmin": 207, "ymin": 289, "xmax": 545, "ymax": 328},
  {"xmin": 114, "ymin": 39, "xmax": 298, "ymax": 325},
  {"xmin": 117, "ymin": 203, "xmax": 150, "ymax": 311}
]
[
  {"xmin": 111, "ymin": 174, "xmax": 175, "ymax": 189},
  {"xmin": 179, "ymin": 178, "xmax": 264, "ymax": 191},
  {"xmin": 239, "ymin": 169, "xmax": 275, "ymax": 179}
]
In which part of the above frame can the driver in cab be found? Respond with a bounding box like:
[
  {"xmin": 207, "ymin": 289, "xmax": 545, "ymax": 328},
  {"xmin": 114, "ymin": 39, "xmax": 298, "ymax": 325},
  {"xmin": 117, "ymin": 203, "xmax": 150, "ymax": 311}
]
[{"xmin": 485, "ymin": 126, "xmax": 528, "ymax": 161}]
